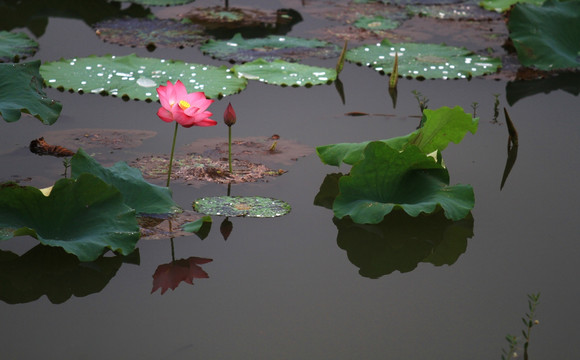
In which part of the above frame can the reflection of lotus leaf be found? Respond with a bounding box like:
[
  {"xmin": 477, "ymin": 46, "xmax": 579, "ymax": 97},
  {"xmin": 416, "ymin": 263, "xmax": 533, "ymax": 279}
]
[
  {"xmin": 333, "ymin": 212, "xmax": 473, "ymax": 278},
  {"xmin": 201, "ymin": 33, "xmax": 341, "ymax": 62},
  {"xmin": 0, "ymin": 245, "xmax": 138, "ymax": 304},
  {"xmin": 40, "ymin": 54, "xmax": 247, "ymax": 100},
  {"xmin": 193, "ymin": 196, "xmax": 291, "ymax": 218},
  {"xmin": 346, "ymin": 39, "xmax": 501, "ymax": 79},
  {"xmin": 94, "ymin": 18, "xmax": 209, "ymax": 49},
  {"xmin": 0, "ymin": 31, "xmax": 38, "ymax": 62}
]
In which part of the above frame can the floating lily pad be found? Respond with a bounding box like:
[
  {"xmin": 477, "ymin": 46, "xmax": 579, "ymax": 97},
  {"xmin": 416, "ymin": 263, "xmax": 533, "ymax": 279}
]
[
  {"xmin": 0, "ymin": 61, "xmax": 63, "ymax": 124},
  {"xmin": 407, "ymin": 4, "xmax": 501, "ymax": 20},
  {"xmin": 201, "ymin": 33, "xmax": 341, "ymax": 63},
  {"xmin": 479, "ymin": 0, "xmax": 544, "ymax": 12},
  {"xmin": 131, "ymin": 153, "xmax": 285, "ymax": 185},
  {"xmin": 71, "ymin": 149, "xmax": 179, "ymax": 215},
  {"xmin": 0, "ymin": 174, "xmax": 140, "ymax": 262},
  {"xmin": 334, "ymin": 142, "xmax": 474, "ymax": 223},
  {"xmin": 0, "ymin": 31, "xmax": 38, "ymax": 63},
  {"xmin": 94, "ymin": 18, "xmax": 209, "ymax": 49},
  {"xmin": 508, "ymin": 0, "xmax": 580, "ymax": 70},
  {"xmin": 41, "ymin": 128, "xmax": 157, "ymax": 150},
  {"xmin": 40, "ymin": 54, "xmax": 247, "ymax": 100},
  {"xmin": 179, "ymin": 135, "xmax": 313, "ymax": 166},
  {"xmin": 193, "ymin": 196, "xmax": 291, "ymax": 217},
  {"xmin": 232, "ymin": 59, "xmax": 336, "ymax": 86},
  {"xmin": 354, "ymin": 15, "xmax": 401, "ymax": 31},
  {"xmin": 346, "ymin": 38, "xmax": 501, "ymax": 79}
]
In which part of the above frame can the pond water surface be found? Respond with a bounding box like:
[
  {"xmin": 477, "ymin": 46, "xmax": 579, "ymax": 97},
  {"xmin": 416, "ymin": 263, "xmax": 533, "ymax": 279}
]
[{"xmin": 1, "ymin": 1, "xmax": 580, "ymax": 359}]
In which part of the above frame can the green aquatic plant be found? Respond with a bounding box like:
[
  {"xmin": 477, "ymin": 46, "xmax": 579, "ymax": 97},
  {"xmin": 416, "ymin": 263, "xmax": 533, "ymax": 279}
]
[
  {"xmin": 193, "ymin": 196, "xmax": 291, "ymax": 218},
  {"xmin": 231, "ymin": 58, "xmax": 337, "ymax": 87},
  {"xmin": 502, "ymin": 293, "xmax": 541, "ymax": 360},
  {"xmin": 316, "ymin": 106, "xmax": 478, "ymax": 223},
  {"xmin": 480, "ymin": 0, "xmax": 543, "ymax": 13},
  {"xmin": 40, "ymin": 54, "xmax": 247, "ymax": 100},
  {"xmin": 346, "ymin": 39, "xmax": 501, "ymax": 79},
  {"xmin": 0, "ymin": 31, "xmax": 38, "ymax": 62},
  {"xmin": 508, "ymin": 0, "xmax": 580, "ymax": 70},
  {"xmin": 0, "ymin": 61, "xmax": 62, "ymax": 124}
]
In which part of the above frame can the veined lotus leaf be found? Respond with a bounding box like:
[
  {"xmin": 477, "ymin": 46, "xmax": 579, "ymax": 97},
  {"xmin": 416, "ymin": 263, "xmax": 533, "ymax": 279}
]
[
  {"xmin": 317, "ymin": 106, "xmax": 478, "ymax": 166},
  {"xmin": 232, "ymin": 58, "xmax": 336, "ymax": 86},
  {"xmin": 182, "ymin": 215, "xmax": 212, "ymax": 233},
  {"xmin": 200, "ymin": 33, "xmax": 341, "ymax": 63},
  {"xmin": 94, "ymin": 18, "xmax": 209, "ymax": 49},
  {"xmin": 334, "ymin": 142, "xmax": 474, "ymax": 223},
  {"xmin": 40, "ymin": 54, "xmax": 247, "ymax": 100},
  {"xmin": 71, "ymin": 148, "xmax": 180, "ymax": 215},
  {"xmin": 0, "ymin": 245, "xmax": 138, "ymax": 304},
  {"xmin": 508, "ymin": 0, "xmax": 580, "ymax": 70},
  {"xmin": 0, "ymin": 61, "xmax": 63, "ymax": 124},
  {"xmin": 0, "ymin": 31, "xmax": 38, "ymax": 63},
  {"xmin": 184, "ymin": 7, "xmax": 301, "ymax": 30},
  {"xmin": 0, "ymin": 174, "xmax": 140, "ymax": 262},
  {"xmin": 193, "ymin": 196, "xmax": 291, "ymax": 217},
  {"xmin": 479, "ymin": 0, "xmax": 544, "ymax": 12},
  {"xmin": 117, "ymin": 0, "xmax": 195, "ymax": 5},
  {"xmin": 346, "ymin": 38, "xmax": 501, "ymax": 79},
  {"xmin": 354, "ymin": 15, "xmax": 401, "ymax": 31}
]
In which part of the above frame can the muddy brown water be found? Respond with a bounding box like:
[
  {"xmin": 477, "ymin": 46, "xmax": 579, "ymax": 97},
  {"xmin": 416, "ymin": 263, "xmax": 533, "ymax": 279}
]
[{"xmin": 1, "ymin": 1, "xmax": 580, "ymax": 359}]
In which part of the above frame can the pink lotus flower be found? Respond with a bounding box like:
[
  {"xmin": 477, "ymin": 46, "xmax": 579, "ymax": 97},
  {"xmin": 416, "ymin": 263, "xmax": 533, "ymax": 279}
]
[{"xmin": 156, "ymin": 80, "xmax": 216, "ymax": 128}]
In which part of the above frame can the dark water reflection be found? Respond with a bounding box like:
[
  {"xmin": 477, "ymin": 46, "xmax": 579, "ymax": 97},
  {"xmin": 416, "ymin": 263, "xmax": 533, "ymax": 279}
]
[{"xmin": 1, "ymin": 1, "xmax": 580, "ymax": 359}]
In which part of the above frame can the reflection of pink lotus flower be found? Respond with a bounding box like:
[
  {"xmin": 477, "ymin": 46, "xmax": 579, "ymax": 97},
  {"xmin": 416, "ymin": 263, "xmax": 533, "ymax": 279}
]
[
  {"xmin": 151, "ymin": 256, "xmax": 213, "ymax": 294},
  {"xmin": 156, "ymin": 80, "xmax": 216, "ymax": 128}
]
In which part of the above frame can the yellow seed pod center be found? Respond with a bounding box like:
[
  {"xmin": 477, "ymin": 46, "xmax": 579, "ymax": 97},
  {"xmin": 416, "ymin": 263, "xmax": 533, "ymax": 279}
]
[{"xmin": 178, "ymin": 100, "xmax": 190, "ymax": 110}]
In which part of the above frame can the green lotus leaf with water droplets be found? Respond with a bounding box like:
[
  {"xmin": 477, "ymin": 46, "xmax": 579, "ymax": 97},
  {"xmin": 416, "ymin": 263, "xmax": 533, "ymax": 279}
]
[
  {"xmin": 193, "ymin": 196, "xmax": 291, "ymax": 218},
  {"xmin": 479, "ymin": 0, "xmax": 544, "ymax": 13},
  {"xmin": 0, "ymin": 31, "xmax": 38, "ymax": 63},
  {"xmin": 201, "ymin": 33, "xmax": 341, "ymax": 63},
  {"xmin": 508, "ymin": 0, "xmax": 580, "ymax": 70},
  {"xmin": 0, "ymin": 60, "xmax": 63, "ymax": 124},
  {"xmin": 231, "ymin": 58, "xmax": 336, "ymax": 86},
  {"xmin": 40, "ymin": 54, "xmax": 247, "ymax": 100},
  {"xmin": 346, "ymin": 39, "xmax": 501, "ymax": 79}
]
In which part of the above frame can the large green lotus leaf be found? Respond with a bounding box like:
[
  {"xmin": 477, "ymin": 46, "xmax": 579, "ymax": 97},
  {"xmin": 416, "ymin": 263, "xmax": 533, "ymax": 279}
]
[
  {"xmin": 40, "ymin": 54, "xmax": 247, "ymax": 100},
  {"xmin": 334, "ymin": 142, "xmax": 474, "ymax": 223},
  {"xmin": 0, "ymin": 61, "xmax": 63, "ymax": 124},
  {"xmin": 346, "ymin": 39, "xmax": 501, "ymax": 79},
  {"xmin": 231, "ymin": 58, "xmax": 336, "ymax": 86},
  {"xmin": 508, "ymin": 0, "xmax": 580, "ymax": 70},
  {"xmin": 71, "ymin": 148, "xmax": 179, "ymax": 215},
  {"xmin": 0, "ymin": 174, "xmax": 140, "ymax": 262},
  {"xmin": 0, "ymin": 245, "xmax": 138, "ymax": 304},
  {"xmin": 201, "ymin": 33, "xmax": 341, "ymax": 63},
  {"xmin": 479, "ymin": 0, "xmax": 544, "ymax": 12},
  {"xmin": 317, "ymin": 106, "xmax": 478, "ymax": 166},
  {"xmin": 94, "ymin": 18, "xmax": 208, "ymax": 49},
  {"xmin": 0, "ymin": 31, "xmax": 38, "ymax": 63}
]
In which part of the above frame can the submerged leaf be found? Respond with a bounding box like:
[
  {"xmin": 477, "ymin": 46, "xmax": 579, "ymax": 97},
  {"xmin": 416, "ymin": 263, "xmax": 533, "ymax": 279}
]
[
  {"xmin": 193, "ymin": 196, "xmax": 291, "ymax": 217},
  {"xmin": 0, "ymin": 61, "xmax": 62, "ymax": 124},
  {"xmin": 201, "ymin": 33, "xmax": 341, "ymax": 62},
  {"xmin": 232, "ymin": 58, "xmax": 336, "ymax": 86},
  {"xmin": 346, "ymin": 38, "xmax": 501, "ymax": 79},
  {"xmin": 0, "ymin": 174, "xmax": 140, "ymax": 262},
  {"xmin": 508, "ymin": 0, "xmax": 580, "ymax": 70},
  {"xmin": 40, "ymin": 54, "xmax": 247, "ymax": 100},
  {"xmin": 334, "ymin": 142, "xmax": 474, "ymax": 223}
]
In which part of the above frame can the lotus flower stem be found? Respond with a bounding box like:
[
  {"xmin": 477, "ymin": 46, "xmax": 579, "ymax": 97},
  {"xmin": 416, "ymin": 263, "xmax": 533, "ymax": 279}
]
[
  {"xmin": 166, "ymin": 122, "xmax": 179, "ymax": 187},
  {"xmin": 228, "ymin": 125, "xmax": 233, "ymax": 173}
]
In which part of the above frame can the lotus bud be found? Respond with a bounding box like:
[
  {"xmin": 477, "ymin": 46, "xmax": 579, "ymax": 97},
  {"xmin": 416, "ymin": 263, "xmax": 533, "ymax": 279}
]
[{"xmin": 224, "ymin": 102, "xmax": 236, "ymax": 127}]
